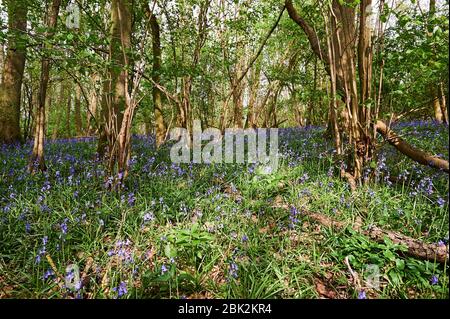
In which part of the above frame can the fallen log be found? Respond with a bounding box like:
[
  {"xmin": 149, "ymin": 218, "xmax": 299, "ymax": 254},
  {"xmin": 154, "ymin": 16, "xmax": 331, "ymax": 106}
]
[
  {"xmin": 302, "ymin": 209, "xmax": 449, "ymax": 264},
  {"xmin": 376, "ymin": 120, "xmax": 449, "ymax": 173}
]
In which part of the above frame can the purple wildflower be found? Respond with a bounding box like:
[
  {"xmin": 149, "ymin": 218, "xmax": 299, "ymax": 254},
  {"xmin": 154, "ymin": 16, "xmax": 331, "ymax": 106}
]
[
  {"xmin": 430, "ymin": 275, "xmax": 439, "ymax": 285},
  {"xmin": 113, "ymin": 281, "xmax": 128, "ymax": 298},
  {"xmin": 229, "ymin": 262, "xmax": 238, "ymax": 278},
  {"xmin": 161, "ymin": 264, "xmax": 168, "ymax": 274}
]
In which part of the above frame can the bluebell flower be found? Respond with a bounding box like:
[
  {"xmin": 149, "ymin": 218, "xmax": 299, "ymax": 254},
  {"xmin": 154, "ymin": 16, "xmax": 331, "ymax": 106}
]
[
  {"xmin": 229, "ymin": 262, "xmax": 238, "ymax": 278},
  {"xmin": 127, "ymin": 193, "xmax": 136, "ymax": 206},
  {"xmin": 437, "ymin": 197, "xmax": 445, "ymax": 208},
  {"xmin": 43, "ymin": 269, "xmax": 54, "ymax": 280},
  {"xmin": 161, "ymin": 264, "xmax": 168, "ymax": 274},
  {"xmin": 113, "ymin": 281, "xmax": 128, "ymax": 298},
  {"xmin": 143, "ymin": 212, "xmax": 155, "ymax": 223},
  {"xmin": 430, "ymin": 275, "xmax": 438, "ymax": 285},
  {"xmin": 60, "ymin": 220, "xmax": 68, "ymax": 235}
]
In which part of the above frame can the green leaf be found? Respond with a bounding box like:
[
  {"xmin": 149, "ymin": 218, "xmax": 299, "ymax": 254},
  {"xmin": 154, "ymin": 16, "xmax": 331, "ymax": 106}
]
[
  {"xmin": 164, "ymin": 243, "xmax": 177, "ymax": 258},
  {"xmin": 395, "ymin": 259, "xmax": 405, "ymax": 270},
  {"xmin": 383, "ymin": 250, "xmax": 396, "ymax": 261}
]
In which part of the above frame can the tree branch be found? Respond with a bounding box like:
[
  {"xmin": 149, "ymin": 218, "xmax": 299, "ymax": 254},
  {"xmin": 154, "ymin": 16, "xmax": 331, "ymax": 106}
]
[
  {"xmin": 376, "ymin": 120, "xmax": 449, "ymax": 173},
  {"xmin": 285, "ymin": 0, "xmax": 328, "ymax": 63}
]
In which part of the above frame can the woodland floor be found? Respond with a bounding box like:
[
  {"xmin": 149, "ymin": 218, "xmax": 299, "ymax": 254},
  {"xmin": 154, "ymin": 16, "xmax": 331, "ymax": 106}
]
[{"xmin": 0, "ymin": 121, "xmax": 448, "ymax": 299}]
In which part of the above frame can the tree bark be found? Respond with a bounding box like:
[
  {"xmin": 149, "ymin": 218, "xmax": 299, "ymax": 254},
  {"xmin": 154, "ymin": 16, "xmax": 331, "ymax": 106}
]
[
  {"xmin": 87, "ymin": 74, "xmax": 98, "ymax": 135},
  {"xmin": 0, "ymin": 0, "xmax": 28, "ymax": 144},
  {"xmin": 66, "ymin": 90, "xmax": 72, "ymax": 137},
  {"xmin": 428, "ymin": 0, "xmax": 443, "ymax": 123},
  {"xmin": 74, "ymin": 85, "xmax": 82, "ymax": 136},
  {"xmin": 98, "ymin": 0, "xmax": 131, "ymax": 169},
  {"xmin": 98, "ymin": 0, "xmax": 133, "ymax": 181},
  {"xmin": 376, "ymin": 120, "xmax": 449, "ymax": 173},
  {"xmin": 439, "ymin": 82, "xmax": 448, "ymax": 124},
  {"xmin": 29, "ymin": 0, "xmax": 61, "ymax": 173},
  {"xmin": 147, "ymin": 8, "xmax": 167, "ymax": 148},
  {"xmin": 246, "ymin": 59, "xmax": 261, "ymax": 129}
]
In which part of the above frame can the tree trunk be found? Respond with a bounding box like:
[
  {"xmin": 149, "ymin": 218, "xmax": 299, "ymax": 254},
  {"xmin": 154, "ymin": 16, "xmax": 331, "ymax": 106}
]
[
  {"xmin": 74, "ymin": 85, "xmax": 83, "ymax": 136},
  {"xmin": 0, "ymin": 43, "xmax": 4, "ymax": 85},
  {"xmin": 23, "ymin": 82, "xmax": 34, "ymax": 141},
  {"xmin": 87, "ymin": 74, "xmax": 98, "ymax": 135},
  {"xmin": 246, "ymin": 58, "xmax": 261, "ymax": 129},
  {"xmin": 99, "ymin": 0, "xmax": 132, "ymax": 181},
  {"xmin": 148, "ymin": 9, "xmax": 167, "ymax": 148},
  {"xmin": 231, "ymin": 51, "xmax": 245, "ymax": 129},
  {"xmin": 428, "ymin": 0, "xmax": 443, "ymax": 123},
  {"xmin": 29, "ymin": 0, "xmax": 61, "ymax": 173},
  {"xmin": 52, "ymin": 82, "xmax": 66, "ymax": 140},
  {"xmin": 432, "ymin": 90, "xmax": 443, "ymax": 123},
  {"xmin": 0, "ymin": 0, "xmax": 28, "ymax": 144},
  {"xmin": 440, "ymin": 82, "xmax": 448, "ymax": 124},
  {"xmin": 66, "ymin": 90, "xmax": 72, "ymax": 138}
]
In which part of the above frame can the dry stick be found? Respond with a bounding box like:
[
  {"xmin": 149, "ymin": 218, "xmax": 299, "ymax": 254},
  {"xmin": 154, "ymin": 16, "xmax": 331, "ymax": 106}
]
[
  {"xmin": 45, "ymin": 254, "xmax": 65, "ymax": 290},
  {"xmin": 344, "ymin": 256, "xmax": 361, "ymax": 290}
]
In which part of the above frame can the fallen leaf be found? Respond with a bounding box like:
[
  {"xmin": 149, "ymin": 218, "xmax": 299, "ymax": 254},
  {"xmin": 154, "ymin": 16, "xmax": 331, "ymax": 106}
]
[{"xmin": 315, "ymin": 279, "xmax": 337, "ymax": 299}]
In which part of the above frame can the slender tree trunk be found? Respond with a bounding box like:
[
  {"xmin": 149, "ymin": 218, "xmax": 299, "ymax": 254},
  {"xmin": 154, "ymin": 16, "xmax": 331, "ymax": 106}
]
[
  {"xmin": 307, "ymin": 56, "xmax": 318, "ymax": 126},
  {"xmin": 23, "ymin": 82, "xmax": 33, "ymax": 141},
  {"xmin": 66, "ymin": 91, "xmax": 72, "ymax": 137},
  {"xmin": 428, "ymin": 0, "xmax": 443, "ymax": 123},
  {"xmin": 52, "ymin": 82, "xmax": 66, "ymax": 140},
  {"xmin": 232, "ymin": 50, "xmax": 245, "ymax": 129},
  {"xmin": 29, "ymin": 0, "xmax": 61, "ymax": 173},
  {"xmin": 440, "ymin": 82, "xmax": 448, "ymax": 124},
  {"xmin": 148, "ymin": 9, "xmax": 167, "ymax": 148},
  {"xmin": 74, "ymin": 85, "xmax": 82, "ymax": 136},
  {"xmin": 0, "ymin": 43, "xmax": 4, "ymax": 85},
  {"xmin": 0, "ymin": 0, "xmax": 28, "ymax": 144},
  {"xmin": 97, "ymin": 80, "xmax": 109, "ymax": 156},
  {"xmin": 324, "ymin": 13, "xmax": 341, "ymax": 155},
  {"xmin": 432, "ymin": 88, "xmax": 443, "ymax": 123},
  {"xmin": 246, "ymin": 58, "xmax": 261, "ymax": 129},
  {"xmin": 98, "ymin": 0, "xmax": 131, "ymax": 163},
  {"xmin": 99, "ymin": 0, "xmax": 132, "ymax": 181},
  {"xmin": 87, "ymin": 74, "xmax": 98, "ymax": 135}
]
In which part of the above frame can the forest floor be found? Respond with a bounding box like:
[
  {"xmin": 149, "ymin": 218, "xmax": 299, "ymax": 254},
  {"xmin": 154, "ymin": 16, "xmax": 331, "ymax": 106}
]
[{"xmin": 0, "ymin": 121, "xmax": 448, "ymax": 299}]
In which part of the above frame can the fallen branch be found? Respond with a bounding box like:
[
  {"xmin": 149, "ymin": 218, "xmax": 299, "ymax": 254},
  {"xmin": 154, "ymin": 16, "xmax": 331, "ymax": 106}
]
[
  {"xmin": 302, "ymin": 209, "xmax": 449, "ymax": 264},
  {"xmin": 376, "ymin": 120, "xmax": 449, "ymax": 173}
]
